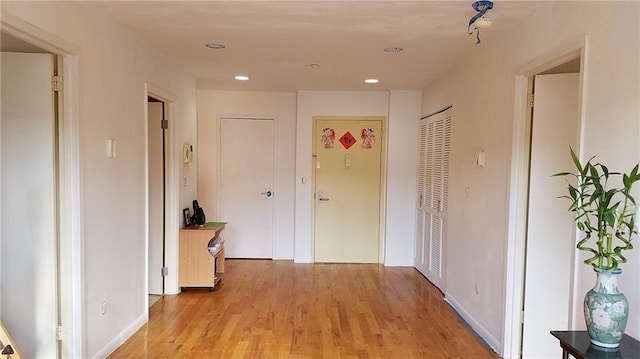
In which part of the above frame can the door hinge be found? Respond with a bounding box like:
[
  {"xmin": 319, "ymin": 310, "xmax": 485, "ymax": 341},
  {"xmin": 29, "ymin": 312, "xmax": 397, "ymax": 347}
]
[
  {"xmin": 520, "ymin": 310, "xmax": 525, "ymax": 324},
  {"xmin": 161, "ymin": 267, "xmax": 169, "ymax": 277},
  {"xmin": 527, "ymin": 93, "xmax": 534, "ymax": 108},
  {"xmin": 161, "ymin": 119, "xmax": 168, "ymax": 129},
  {"xmin": 56, "ymin": 325, "xmax": 63, "ymax": 341},
  {"xmin": 52, "ymin": 75, "xmax": 62, "ymax": 92}
]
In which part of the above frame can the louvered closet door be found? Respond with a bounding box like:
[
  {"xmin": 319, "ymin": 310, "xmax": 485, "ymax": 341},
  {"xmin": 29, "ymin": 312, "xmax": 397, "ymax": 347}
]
[
  {"xmin": 415, "ymin": 109, "xmax": 451, "ymax": 292},
  {"xmin": 415, "ymin": 123, "xmax": 428, "ymax": 274}
]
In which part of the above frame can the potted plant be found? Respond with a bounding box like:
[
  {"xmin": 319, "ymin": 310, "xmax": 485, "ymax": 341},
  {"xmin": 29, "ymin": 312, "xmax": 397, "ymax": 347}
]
[{"xmin": 554, "ymin": 148, "xmax": 640, "ymax": 349}]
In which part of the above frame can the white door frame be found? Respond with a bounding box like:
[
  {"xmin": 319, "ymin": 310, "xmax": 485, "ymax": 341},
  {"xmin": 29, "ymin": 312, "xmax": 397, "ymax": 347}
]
[
  {"xmin": 502, "ymin": 36, "xmax": 588, "ymax": 358},
  {"xmin": 1, "ymin": 11, "xmax": 83, "ymax": 358},
  {"xmin": 216, "ymin": 115, "xmax": 278, "ymax": 258},
  {"xmin": 144, "ymin": 84, "xmax": 179, "ymax": 296}
]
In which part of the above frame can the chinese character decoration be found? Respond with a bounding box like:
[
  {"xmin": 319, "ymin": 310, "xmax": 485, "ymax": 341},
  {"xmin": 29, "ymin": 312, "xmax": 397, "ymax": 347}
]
[
  {"xmin": 321, "ymin": 128, "xmax": 335, "ymax": 149},
  {"xmin": 339, "ymin": 131, "xmax": 357, "ymax": 150},
  {"xmin": 361, "ymin": 128, "xmax": 375, "ymax": 149}
]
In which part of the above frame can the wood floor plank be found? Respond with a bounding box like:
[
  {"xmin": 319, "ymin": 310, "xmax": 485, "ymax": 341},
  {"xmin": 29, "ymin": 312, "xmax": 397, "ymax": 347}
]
[{"xmin": 109, "ymin": 260, "xmax": 499, "ymax": 358}]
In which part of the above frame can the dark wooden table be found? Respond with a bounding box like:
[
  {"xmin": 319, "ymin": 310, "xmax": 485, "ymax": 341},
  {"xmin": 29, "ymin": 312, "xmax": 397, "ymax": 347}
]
[{"xmin": 550, "ymin": 331, "xmax": 640, "ymax": 359}]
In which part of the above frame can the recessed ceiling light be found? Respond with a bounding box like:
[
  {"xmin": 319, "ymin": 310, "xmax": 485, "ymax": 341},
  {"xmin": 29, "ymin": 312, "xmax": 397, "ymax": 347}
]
[
  {"xmin": 234, "ymin": 75, "xmax": 249, "ymax": 81},
  {"xmin": 383, "ymin": 47, "xmax": 403, "ymax": 53},
  {"xmin": 205, "ymin": 43, "xmax": 226, "ymax": 49},
  {"xmin": 309, "ymin": 63, "xmax": 320, "ymax": 69},
  {"xmin": 365, "ymin": 78, "xmax": 379, "ymax": 84}
]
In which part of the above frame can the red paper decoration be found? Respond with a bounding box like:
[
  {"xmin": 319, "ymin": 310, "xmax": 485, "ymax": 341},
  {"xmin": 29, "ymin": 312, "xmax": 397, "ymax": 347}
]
[{"xmin": 339, "ymin": 131, "xmax": 357, "ymax": 150}]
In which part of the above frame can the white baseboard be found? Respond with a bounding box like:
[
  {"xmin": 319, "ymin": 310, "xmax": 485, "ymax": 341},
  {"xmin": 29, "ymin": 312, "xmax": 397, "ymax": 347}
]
[
  {"xmin": 91, "ymin": 312, "xmax": 148, "ymax": 359},
  {"xmin": 444, "ymin": 293, "xmax": 502, "ymax": 354}
]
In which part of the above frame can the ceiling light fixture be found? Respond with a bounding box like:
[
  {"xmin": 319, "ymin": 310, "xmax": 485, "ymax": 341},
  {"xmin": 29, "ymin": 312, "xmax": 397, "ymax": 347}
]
[
  {"xmin": 205, "ymin": 43, "xmax": 226, "ymax": 49},
  {"xmin": 474, "ymin": 16, "xmax": 492, "ymax": 29},
  {"xmin": 365, "ymin": 79, "xmax": 379, "ymax": 84},
  {"xmin": 383, "ymin": 47, "xmax": 403, "ymax": 53},
  {"xmin": 468, "ymin": 1, "xmax": 494, "ymax": 44},
  {"xmin": 234, "ymin": 75, "xmax": 249, "ymax": 81},
  {"xmin": 309, "ymin": 63, "xmax": 320, "ymax": 69}
]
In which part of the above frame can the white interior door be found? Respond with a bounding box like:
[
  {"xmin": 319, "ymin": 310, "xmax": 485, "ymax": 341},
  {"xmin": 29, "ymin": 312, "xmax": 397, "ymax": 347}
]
[
  {"xmin": 415, "ymin": 110, "xmax": 450, "ymax": 291},
  {"xmin": 522, "ymin": 73, "xmax": 579, "ymax": 358},
  {"xmin": 313, "ymin": 117, "xmax": 383, "ymax": 263},
  {"xmin": 148, "ymin": 101, "xmax": 165, "ymax": 295},
  {"xmin": 1, "ymin": 52, "xmax": 58, "ymax": 358},
  {"xmin": 220, "ymin": 118, "xmax": 274, "ymax": 258}
]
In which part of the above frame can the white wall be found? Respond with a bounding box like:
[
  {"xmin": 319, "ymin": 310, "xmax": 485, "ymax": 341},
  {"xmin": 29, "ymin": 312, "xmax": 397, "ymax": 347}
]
[
  {"xmin": 386, "ymin": 91, "xmax": 421, "ymax": 266},
  {"xmin": 421, "ymin": 1, "xmax": 640, "ymax": 355},
  {"xmin": 295, "ymin": 91, "xmax": 420, "ymax": 265},
  {"xmin": 0, "ymin": 2, "xmax": 198, "ymax": 357},
  {"xmin": 196, "ymin": 90, "xmax": 297, "ymax": 259},
  {"xmin": 197, "ymin": 89, "xmax": 419, "ymax": 265}
]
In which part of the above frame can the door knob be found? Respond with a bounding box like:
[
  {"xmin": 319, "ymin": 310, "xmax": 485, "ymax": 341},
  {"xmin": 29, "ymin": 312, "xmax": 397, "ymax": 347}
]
[{"xmin": 261, "ymin": 190, "xmax": 272, "ymax": 197}]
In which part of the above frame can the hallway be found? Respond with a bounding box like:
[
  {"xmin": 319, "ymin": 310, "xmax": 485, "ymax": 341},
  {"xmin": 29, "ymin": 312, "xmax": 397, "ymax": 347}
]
[{"xmin": 110, "ymin": 260, "xmax": 498, "ymax": 358}]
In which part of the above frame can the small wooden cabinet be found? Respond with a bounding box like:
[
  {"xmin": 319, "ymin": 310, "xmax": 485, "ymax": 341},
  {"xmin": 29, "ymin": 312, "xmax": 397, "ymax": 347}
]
[{"xmin": 178, "ymin": 225, "xmax": 225, "ymax": 291}]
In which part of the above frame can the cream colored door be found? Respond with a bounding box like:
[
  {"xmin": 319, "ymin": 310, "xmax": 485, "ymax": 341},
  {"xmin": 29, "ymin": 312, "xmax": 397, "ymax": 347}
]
[
  {"xmin": 1, "ymin": 52, "xmax": 58, "ymax": 358},
  {"xmin": 522, "ymin": 73, "xmax": 579, "ymax": 358},
  {"xmin": 220, "ymin": 118, "xmax": 274, "ymax": 258},
  {"xmin": 313, "ymin": 117, "xmax": 384, "ymax": 263}
]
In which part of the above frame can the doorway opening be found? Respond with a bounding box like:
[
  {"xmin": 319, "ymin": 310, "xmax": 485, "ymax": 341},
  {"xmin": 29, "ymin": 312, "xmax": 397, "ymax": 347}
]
[
  {"xmin": 504, "ymin": 40, "xmax": 586, "ymax": 359},
  {"xmin": 1, "ymin": 27, "xmax": 81, "ymax": 357},
  {"xmin": 145, "ymin": 85, "xmax": 179, "ymax": 297},
  {"xmin": 147, "ymin": 94, "xmax": 171, "ymax": 301}
]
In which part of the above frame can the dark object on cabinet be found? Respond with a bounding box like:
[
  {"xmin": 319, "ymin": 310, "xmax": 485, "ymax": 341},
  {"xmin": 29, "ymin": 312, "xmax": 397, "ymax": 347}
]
[{"xmin": 190, "ymin": 200, "xmax": 206, "ymax": 226}]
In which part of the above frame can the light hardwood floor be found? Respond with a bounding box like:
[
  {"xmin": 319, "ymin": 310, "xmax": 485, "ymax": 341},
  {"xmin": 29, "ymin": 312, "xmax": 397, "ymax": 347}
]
[{"xmin": 110, "ymin": 260, "xmax": 500, "ymax": 358}]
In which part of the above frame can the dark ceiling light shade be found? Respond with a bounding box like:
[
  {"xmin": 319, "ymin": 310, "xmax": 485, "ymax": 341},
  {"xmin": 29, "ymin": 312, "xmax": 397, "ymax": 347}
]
[{"xmin": 468, "ymin": 1, "xmax": 494, "ymax": 44}]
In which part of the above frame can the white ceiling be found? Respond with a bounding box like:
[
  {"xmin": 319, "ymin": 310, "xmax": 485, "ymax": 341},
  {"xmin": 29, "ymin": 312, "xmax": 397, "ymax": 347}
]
[{"xmin": 87, "ymin": 1, "xmax": 551, "ymax": 91}]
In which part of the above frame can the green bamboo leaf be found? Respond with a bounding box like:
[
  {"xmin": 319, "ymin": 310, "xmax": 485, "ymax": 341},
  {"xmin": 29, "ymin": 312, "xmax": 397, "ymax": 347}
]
[
  {"xmin": 569, "ymin": 147, "xmax": 583, "ymax": 173},
  {"xmin": 631, "ymin": 164, "xmax": 639, "ymax": 179},
  {"xmin": 606, "ymin": 201, "xmax": 620, "ymax": 214},
  {"xmin": 605, "ymin": 212, "xmax": 616, "ymax": 227},
  {"xmin": 568, "ymin": 186, "xmax": 578, "ymax": 200},
  {"xmin": 556, "ymin": 149, "xmax": 639, "ymax": 271}
]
